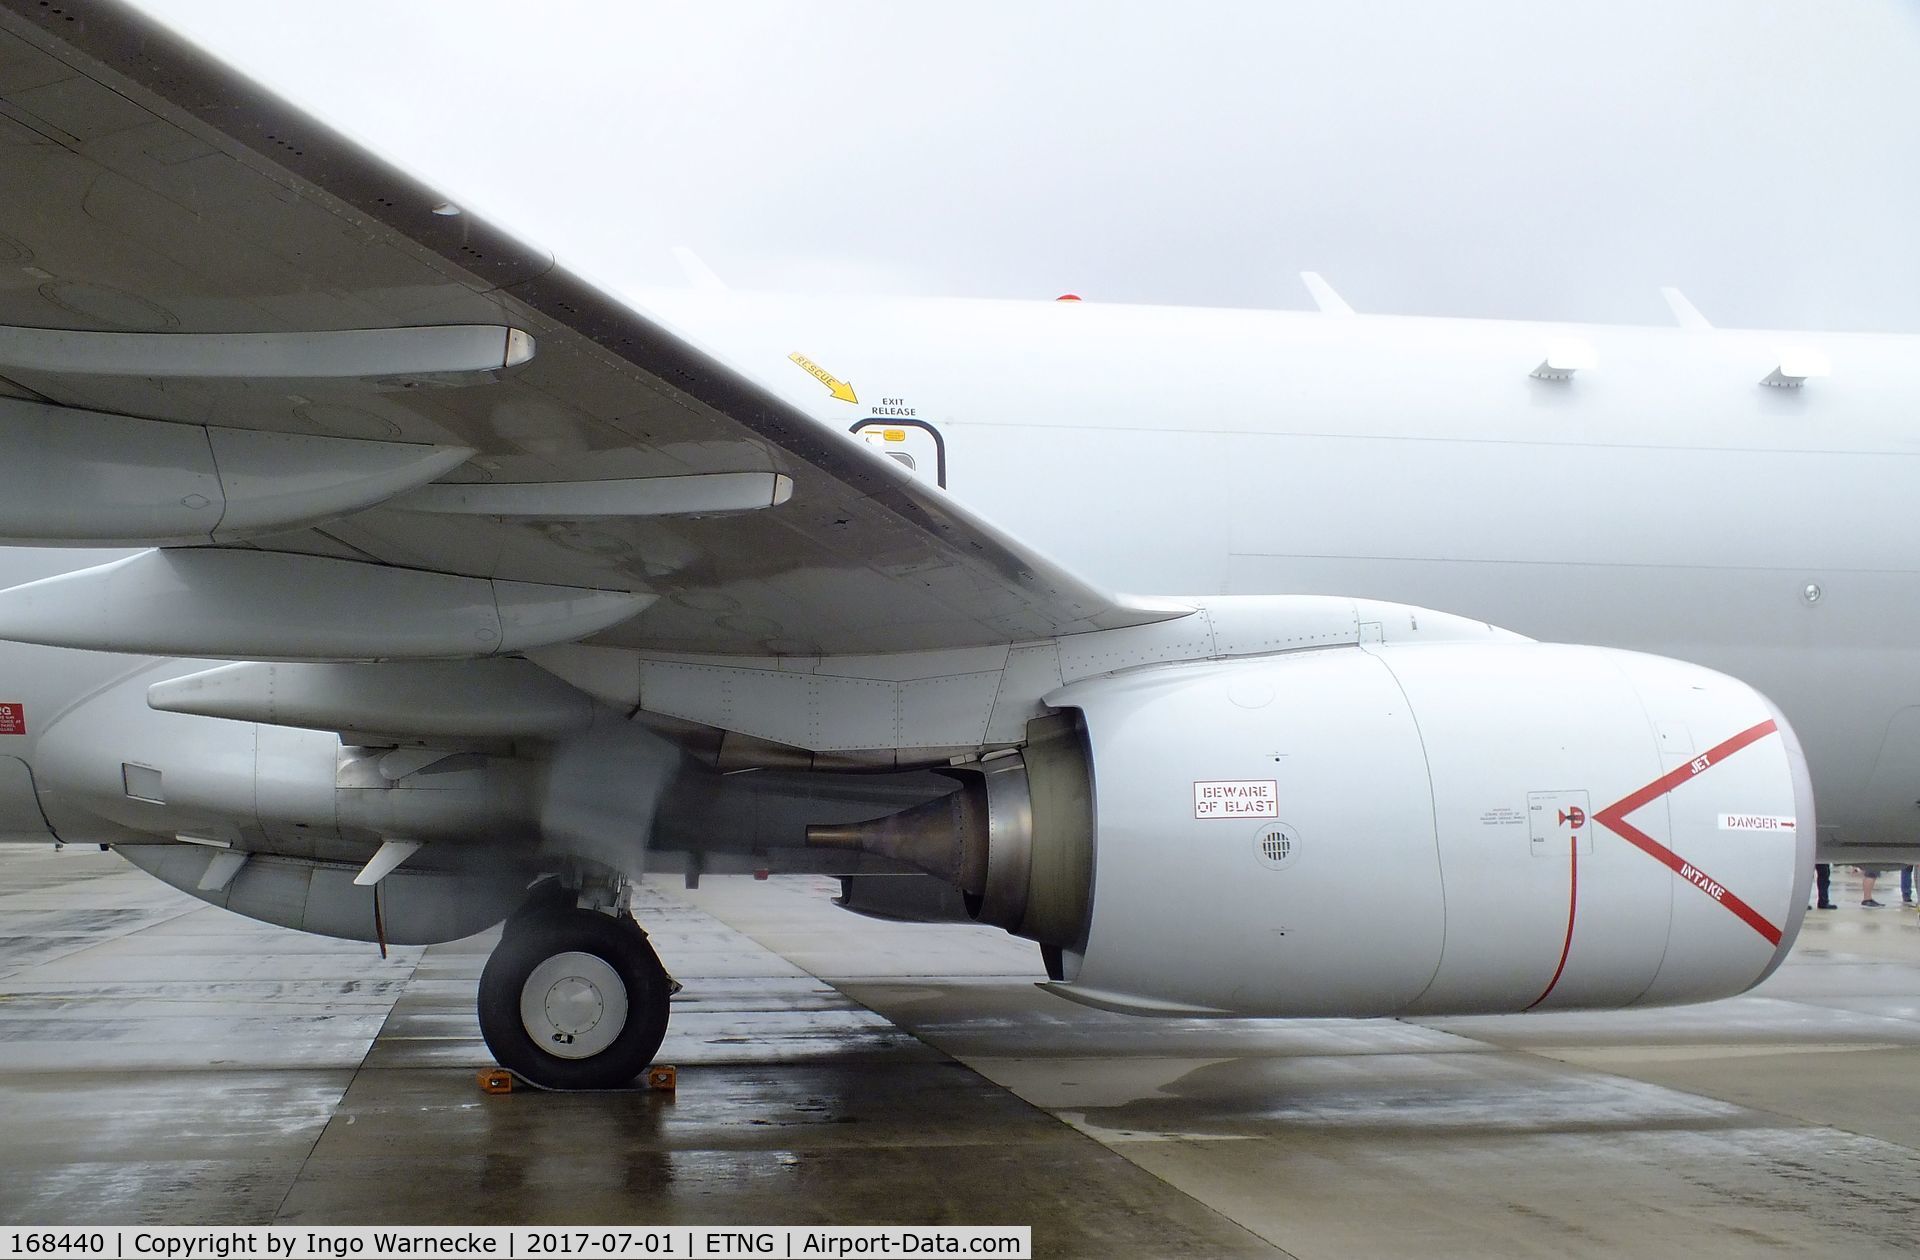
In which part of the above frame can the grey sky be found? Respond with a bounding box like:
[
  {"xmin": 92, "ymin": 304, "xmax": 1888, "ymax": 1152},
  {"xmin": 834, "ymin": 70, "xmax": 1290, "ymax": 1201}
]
[{"xmin": 129, "ymin": 1, "xmax": 1920, "ymax": 330}]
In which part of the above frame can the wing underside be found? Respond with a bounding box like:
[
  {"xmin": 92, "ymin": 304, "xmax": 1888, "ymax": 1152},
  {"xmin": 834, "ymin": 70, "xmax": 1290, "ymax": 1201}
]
[{"xmin": 0, "ymin": 0, "xmax": 1180, "ymax": 657}]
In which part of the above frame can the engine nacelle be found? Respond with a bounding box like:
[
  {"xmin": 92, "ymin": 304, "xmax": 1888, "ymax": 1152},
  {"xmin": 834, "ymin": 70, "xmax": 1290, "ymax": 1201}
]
[{"xmin": 816, "ymin": 641, "xmax": 1814, "ymax": 1017}]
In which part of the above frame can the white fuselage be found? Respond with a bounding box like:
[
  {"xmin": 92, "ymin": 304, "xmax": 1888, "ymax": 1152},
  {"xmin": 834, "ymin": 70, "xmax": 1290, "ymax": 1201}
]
[
  {"xmin": 638, "ymin": 291, "xmax": 1920, "ymax": 857},
  {"xmin": 0, "ymin": 294, "xmax": 1913, "ymax": 858}
]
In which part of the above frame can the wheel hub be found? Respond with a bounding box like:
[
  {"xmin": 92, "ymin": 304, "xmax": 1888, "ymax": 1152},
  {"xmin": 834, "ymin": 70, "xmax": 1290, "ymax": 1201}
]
[{"xmin": 520, "ymin": 950, "xmax": 629, "ymax": 1060}]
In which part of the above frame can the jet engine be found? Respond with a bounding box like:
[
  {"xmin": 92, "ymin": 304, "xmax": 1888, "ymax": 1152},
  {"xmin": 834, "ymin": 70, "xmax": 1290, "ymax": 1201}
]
[{"xmin": 811, "ymin": 641, "xmax": 1814, "ymax": 1016}]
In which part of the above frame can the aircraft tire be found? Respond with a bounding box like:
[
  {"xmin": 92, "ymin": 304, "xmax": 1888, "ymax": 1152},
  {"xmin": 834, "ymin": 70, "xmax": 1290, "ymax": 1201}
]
[
  {"xmin": 478, "ymin": 907, "xmax": 672, "ymax": 1090},
  {"xmin": 499, "ymin": 878, "xmax": 576, "ymax": 941}
]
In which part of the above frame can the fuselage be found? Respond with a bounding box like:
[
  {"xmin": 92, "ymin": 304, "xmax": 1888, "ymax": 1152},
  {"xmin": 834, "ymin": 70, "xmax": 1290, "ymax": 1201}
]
[
  {"xmin": 640, "ymin": 290, "xmax": 1920, "ymax": 858},
  {"xmin": 1, "ymin": 293, "xmax": 1915, "ymax": 858}
]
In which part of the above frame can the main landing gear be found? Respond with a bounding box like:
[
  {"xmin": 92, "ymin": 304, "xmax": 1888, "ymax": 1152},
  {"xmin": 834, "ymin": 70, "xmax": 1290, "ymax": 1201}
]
[{"xmin": 478, "ymin": 890, "xmax": 677, "ymax": 1090}]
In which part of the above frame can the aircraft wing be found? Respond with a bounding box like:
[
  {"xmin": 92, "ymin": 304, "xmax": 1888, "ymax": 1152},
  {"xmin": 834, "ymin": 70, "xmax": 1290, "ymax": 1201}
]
[{"xmin": 0, "ymin": 1, "xmax": 1181, "ymax": 657}]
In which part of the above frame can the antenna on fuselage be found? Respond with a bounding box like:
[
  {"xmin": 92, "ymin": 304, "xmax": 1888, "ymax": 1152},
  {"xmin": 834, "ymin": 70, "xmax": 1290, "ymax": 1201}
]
[
  {"xmin": 1660, "ymin": 286, "xmax": 1712, "ymax": 329},
  {"xmin": 671, "ymin": 246, "xmax": 729, "ymax": 293},
  {"xmin": 1300, "ymin": 272, "xmax": 1355, "ymax": 316}
]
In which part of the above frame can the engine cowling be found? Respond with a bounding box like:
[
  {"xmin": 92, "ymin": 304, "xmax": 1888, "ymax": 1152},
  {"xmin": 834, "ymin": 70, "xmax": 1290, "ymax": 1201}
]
[{"xmin": 814, "ymin": 640, "xmax": 1814, "ymax": 1017}]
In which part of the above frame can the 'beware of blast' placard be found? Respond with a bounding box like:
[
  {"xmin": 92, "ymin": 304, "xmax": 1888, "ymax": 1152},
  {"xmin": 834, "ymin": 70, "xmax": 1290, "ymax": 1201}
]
[{"xmin": 1193, "ymin": 779, "xmax": 1278, "ymax": 819}]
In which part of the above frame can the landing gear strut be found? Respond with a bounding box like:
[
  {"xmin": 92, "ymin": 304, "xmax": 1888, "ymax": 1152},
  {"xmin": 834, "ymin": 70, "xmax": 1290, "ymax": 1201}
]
[{"xmin": 478, "ymin": 904, "xmax": 675, "ymax": 1090}]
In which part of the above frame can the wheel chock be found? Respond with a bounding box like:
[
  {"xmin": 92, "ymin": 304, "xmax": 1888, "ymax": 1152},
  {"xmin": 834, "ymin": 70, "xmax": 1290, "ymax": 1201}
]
[
  {"xmin": 647, "ymin": 1065, "xmax": 677, "ymax": 1092},
  {"xmin": 477, "ymin": 1068, "xmax": 514, "ymax": 1094}
]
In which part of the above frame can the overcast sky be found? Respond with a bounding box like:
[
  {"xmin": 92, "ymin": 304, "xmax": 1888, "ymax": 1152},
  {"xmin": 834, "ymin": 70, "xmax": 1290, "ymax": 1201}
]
[{"xmin": 128, "ymin": 1, "xmax": 1920, "ymax": 331}]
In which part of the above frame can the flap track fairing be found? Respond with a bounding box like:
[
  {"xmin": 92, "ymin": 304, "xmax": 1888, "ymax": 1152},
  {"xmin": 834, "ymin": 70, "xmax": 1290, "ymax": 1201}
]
[
  {"xmin": 0, "ymin": 397, "xmax": 472, "ymax": 546},
  {"xmin": 0, "ymin": 548, "xmax": 651, "ymax": 660}
]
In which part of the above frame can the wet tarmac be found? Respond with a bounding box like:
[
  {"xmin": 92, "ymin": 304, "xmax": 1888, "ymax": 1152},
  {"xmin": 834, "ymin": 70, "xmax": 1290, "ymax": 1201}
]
[{"xmin": 3, "ymin": 845, "xmax": 1919, "ymax": 1257}]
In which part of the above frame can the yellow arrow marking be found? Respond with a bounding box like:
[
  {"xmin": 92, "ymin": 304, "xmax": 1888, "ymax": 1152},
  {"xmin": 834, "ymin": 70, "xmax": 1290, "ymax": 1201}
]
[{"xmin": 788, "ymin": 351, "xmax": 858, "ymax": 404}]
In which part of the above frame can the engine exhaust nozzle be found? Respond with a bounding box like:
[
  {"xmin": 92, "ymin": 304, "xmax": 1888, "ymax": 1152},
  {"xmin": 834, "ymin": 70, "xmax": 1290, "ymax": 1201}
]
[
  {"xmin": 804, "ymin": 716, "xmax": 1094, "ymax": 949},
  {"xmin": 805, "ymin": 785, "xmax": 989, "ymax": 895}
]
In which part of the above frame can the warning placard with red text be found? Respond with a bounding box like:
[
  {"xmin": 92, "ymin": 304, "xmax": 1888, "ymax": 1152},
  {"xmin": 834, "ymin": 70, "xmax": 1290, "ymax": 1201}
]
[{"xmin": 0, "ymin": 702, "xmax": 22, "ymax": 735}]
